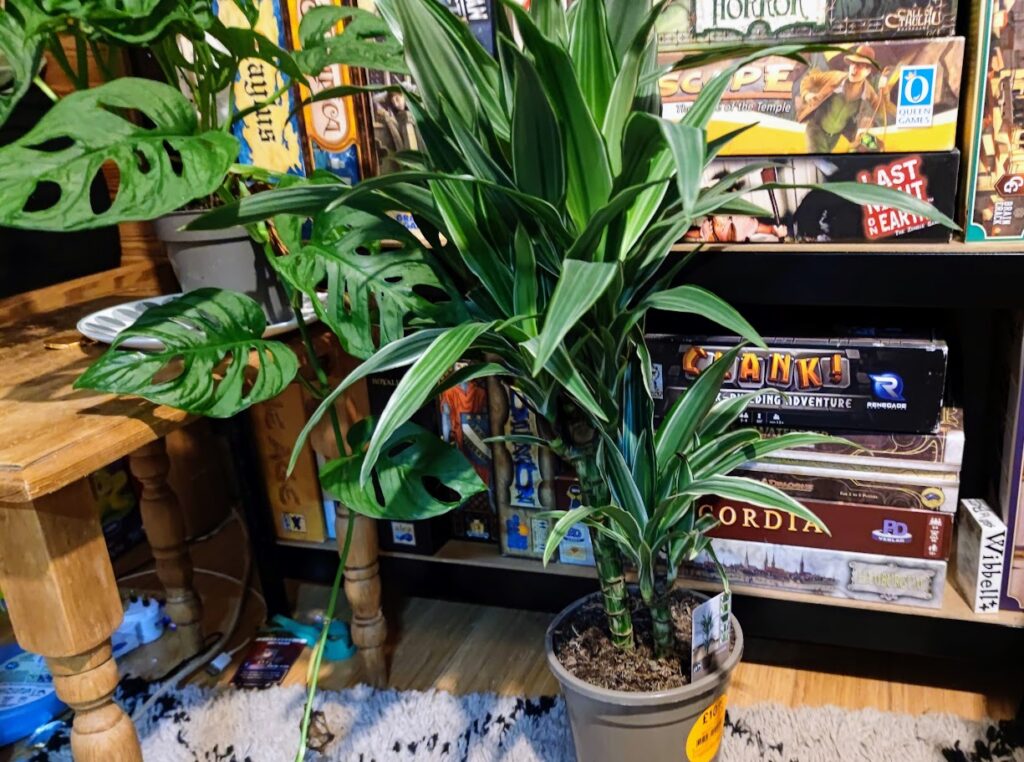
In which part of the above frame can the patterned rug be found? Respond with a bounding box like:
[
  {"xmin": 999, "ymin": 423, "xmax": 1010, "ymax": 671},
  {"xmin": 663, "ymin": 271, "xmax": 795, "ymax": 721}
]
[{"xmin": 22, "ymin": 680, "xmax": 1024, "ymax": 761}]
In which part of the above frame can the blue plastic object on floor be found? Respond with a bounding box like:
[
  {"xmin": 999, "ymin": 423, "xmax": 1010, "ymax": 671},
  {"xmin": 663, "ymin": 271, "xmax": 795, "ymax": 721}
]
[
  {"xmin": 269, "ymin": 615, "xmax": 356, "ymax": 661},
  {"xmin": 0, "ymin": 643, "xmax": 68, "ymax": 746}
]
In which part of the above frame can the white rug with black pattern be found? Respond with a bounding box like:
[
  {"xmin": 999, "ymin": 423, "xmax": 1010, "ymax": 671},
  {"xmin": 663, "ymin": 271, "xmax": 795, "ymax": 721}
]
[{"xmin": 23, "ymin": 680, "xmax": 1024, "ymax": 761}]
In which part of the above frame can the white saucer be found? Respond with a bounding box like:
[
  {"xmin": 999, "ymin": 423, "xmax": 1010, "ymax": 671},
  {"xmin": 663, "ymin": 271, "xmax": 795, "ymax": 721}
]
[{"xmin": 76, "ymin": 293, "xmax": 321, "ymax": 350}]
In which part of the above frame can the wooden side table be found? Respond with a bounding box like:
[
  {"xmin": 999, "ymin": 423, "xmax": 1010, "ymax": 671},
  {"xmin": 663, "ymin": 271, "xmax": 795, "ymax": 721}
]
[{"xmin": 0, "ymin": 285, "xmax": 202, "ymax": 761}]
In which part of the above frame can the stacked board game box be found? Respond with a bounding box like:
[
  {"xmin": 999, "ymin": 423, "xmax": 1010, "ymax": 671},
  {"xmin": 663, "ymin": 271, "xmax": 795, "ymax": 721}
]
[{"xmin": 650, "ymin": 333, "xmax": 957, "ymax": 609}]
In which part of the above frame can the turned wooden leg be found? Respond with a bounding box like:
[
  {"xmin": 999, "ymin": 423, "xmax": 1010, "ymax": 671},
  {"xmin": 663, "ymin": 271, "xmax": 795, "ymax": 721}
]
[
  {"xmin": 129, "ymin": 438, "xmax": 203, "ymax": 656},
  {"xmin": 0, "ymin": 479, "xmax": 141, "ymax": 761},
  {"xmin": 337, "ymin": 506, "xmax": 387, "ymax": 687}
]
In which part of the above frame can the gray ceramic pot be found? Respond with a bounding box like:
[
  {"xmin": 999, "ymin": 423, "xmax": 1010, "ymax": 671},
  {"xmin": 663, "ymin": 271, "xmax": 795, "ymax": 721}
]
[
  {"xmin": 546, "ymin": 591, "xmax": 743, "ymax": 762},
  {"xmin": 154, "ymin": 210, "xmax": 291, "ymax": 323}
]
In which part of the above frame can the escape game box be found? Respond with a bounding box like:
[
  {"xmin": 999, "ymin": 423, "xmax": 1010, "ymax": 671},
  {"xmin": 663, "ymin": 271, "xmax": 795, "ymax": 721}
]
[
  {"xmin": 648, "ymin": 334, "xmax": 948, "ymax": 434},
  {"xmin": 656, "ymin": 0, "xmax": 958, "ymax": 49},
  {"xmin": 960, "ymin": 0, "xmax": 1024, "ymax": 241},
  {"xmin": 688, "ymin": 152, "xmax": 958, "ymax": 243},
  {"xmin": 659, "ymin": 37, "xmax": 964, "ymax": 155}
]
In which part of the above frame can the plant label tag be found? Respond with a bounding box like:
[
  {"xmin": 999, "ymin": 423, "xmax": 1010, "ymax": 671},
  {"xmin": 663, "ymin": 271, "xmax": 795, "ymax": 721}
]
[{"xmin": 691, "ymin": 592, "xmax": 731, "ymax": 682}]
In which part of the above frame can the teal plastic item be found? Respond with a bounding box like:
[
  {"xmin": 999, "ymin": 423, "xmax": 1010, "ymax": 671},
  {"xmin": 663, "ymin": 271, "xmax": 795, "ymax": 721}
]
[
  {"xmin": 269, "ymin": 615, "xmax": 356, "ymax": 661},
  {"xmin": 0, "ymin": 643, "xmax": 68, "ymax": 746}
]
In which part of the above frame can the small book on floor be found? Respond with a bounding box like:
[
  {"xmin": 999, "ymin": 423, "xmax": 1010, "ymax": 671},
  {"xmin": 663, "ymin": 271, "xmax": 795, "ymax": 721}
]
[{"xmin": 232, "ymin": 637, "xmax": 306, "ymax": 689}]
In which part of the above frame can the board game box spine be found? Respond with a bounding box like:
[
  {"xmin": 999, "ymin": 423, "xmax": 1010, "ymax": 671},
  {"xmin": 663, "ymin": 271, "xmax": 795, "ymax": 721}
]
[
  {"xmin": 216, "ymin": 0, "xmax": 305, "ymax": 176},
  {"xmin": 488, "ymin": 378, "xmax": 558, "ymax": 560},
  {"xmin": 656, "ymin": 0, "xmax": 958, "ymax": 49},
  {"xmin": 960, "ymin": 0, "xmax": 1024, "ymax": 242},
  {"xmin": 689, "ymin": 152, "xmax": 958, "ymax": 244},
  {"xmin": 996, "ymin": 314, "xmax": 1024, "ymax": 610},
  {"xmin": 659, "ymin": 37, "xmax": 964, "ymax": 156},
  {"xmin": 755, "ymin": 407, "xmax": 964, "ymax": 472},
  {"xmin": 553, "ymin": 474, "xmax": 595, "ymax": 566},
  {"xmin": 287, "ymin": 0, "xmax": 373, "ymax": 185},
  {"xmin": 648, "ymin": 334, "xmax": 948, "ymax": 434},
  {"xmin": 681, "ymin": 537, "xmax": 947, "ymax": 609},
  {"xmin": 251, "ymin": 384, "xmax": 327, "ymax": 543},
  {"xmin": 698, "ymin": 496, "xmax": 952, "ymax": 559},
  {"xmin": 954, "ymin": 499, "xmax": 1007, "ymax": 614},
  {"xmin": 734, "ymin": 459, "xmax": 960, "ymax": 513}
]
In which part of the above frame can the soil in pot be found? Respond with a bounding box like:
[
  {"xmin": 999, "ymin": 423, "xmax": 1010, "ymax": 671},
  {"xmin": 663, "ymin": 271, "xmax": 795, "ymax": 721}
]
[{"xmin": 552, "ymin": 589, "xmax": 727, "ymax": 692}]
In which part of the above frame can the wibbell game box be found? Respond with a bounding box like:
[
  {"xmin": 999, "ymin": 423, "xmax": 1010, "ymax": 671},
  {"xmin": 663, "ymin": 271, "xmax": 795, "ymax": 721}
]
[
  {"xmin": 659, "ymin": 37, "xmax": 964, "ymax": 155},
  {"xmin": 994, "ymin": 314, "xmax": 1024, "ymax": 610},
  {"xmin": 687, "ymin": 152, "xmax": 959, "ymax": 243},
  {"xmin": 656, "ymin": 0, "xmax": 957, "ymax": 49},
  {"xmin": 960, "ymin": 0, "xmax": 1024, "ymax": 241},
  {"xmin": 648, "ymin": 334, "xmax": 948, "ymax": 433}
]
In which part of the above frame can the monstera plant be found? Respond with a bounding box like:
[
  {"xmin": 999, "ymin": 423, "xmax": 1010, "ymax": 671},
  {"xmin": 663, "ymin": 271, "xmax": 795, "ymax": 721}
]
[{"xmin": 5, "ymin": 0, "xmax": 959, "ymax": 758}]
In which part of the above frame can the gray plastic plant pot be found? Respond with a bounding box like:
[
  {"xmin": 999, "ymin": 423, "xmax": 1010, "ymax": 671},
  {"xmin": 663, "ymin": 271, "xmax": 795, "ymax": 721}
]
[
  {"xmin": 546, "ymin": 590, "xmax": 743, "ymax": 762},
  {"xmin": 154, "ymin": 210, "xmax": 292, "ymax": 324}
]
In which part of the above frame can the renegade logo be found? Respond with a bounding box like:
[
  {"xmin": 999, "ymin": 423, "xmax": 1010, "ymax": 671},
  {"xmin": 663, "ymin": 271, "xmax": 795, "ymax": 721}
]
[{"xmin": 681, "ymin": 347, "xmax": 850, "ymax": 391}]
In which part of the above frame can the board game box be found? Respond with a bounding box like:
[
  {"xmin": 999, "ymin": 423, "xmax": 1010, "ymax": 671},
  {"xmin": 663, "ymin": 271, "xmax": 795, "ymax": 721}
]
[
  {"xmin": 681, "ymin": 537, "xmax": 947, "ymax": 609},
  {"xmin": 994, "ymin": 314, "xmax": 1024, "ymax": 610},
  {"xmin": 287, "ymin": 0, "xmax": 374, "ymax": 185},
  {"xmin": 734, "ymin": 458, "xmax": 960, "ymax": 512},
  {"xmin": 554, "ymin": 474, "xmax": 595, "ymax": 566},
  {"xmin": 954, "ymin": 499, "xmax": 1007, "ymax": 614},
  {"xmin": 648, "ymin": 334, "xmax": 948, "ymax": 433},
  {"xmin": 960, "ymin": 0, "xmax": 1024, "ymax": 241},
  {"xmin": 656, "ymin": 0, "xmax": 958, "ymax": 50},
  {"xmin": 698, "ymin": 496, "xmax": 953, "ymax": 559},
  {"xmin": 659, "ymin": 37, "xmax": 964, "ymax": 155},
  {"xmin": 687, "ymin": 152, "xmax": 959, "ymax": 243},
  {"xmin": 755, "ymin": 407, "xmax": 963, "ymax": 472},
  {"xmin": 216, "ymin": 0, "xmax": 305, "ymax": 176}
]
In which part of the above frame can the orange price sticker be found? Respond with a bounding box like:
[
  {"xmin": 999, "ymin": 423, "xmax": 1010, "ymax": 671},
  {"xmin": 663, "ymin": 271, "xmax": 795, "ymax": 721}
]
[{"xmin": 685, "ymin": 694, "xmax": 728, "ymax": 762}]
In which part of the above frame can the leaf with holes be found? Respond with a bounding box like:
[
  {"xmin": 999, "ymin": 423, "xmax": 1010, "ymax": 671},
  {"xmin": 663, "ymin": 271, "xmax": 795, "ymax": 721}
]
[
  {"xmin": 73, "ymin": 289, "xmax": 298, "ymax": 418},
  {"xmin": 0, "ymin": 8, "xmax": 43, "ymax": 127},
  {"xmin": 0, "ymin": 77, "xmax": 238, "ymax": 230},
  {"xmin": 320, "ymin": 420, "xmax": 486, "ymax": 520}
]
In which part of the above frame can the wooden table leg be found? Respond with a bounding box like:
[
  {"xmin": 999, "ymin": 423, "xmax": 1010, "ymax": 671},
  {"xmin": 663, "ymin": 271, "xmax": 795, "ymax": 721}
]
[
  {"xmin": 129, "ymin": 438, "xmax": 204, "ymax": 656},
  {"xmin": 336, "ymin": 506, "xmax": 387, "ymax": 687},
  {"xmin": 0, "ymin": 479, "xmax": 141, "ymax": 761}
]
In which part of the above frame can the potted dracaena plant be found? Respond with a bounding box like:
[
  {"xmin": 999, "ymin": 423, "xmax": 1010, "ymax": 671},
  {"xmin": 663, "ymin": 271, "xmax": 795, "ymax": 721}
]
[
  {"xmin": 0, "ymin": 0, "xmax": 405, "ymax": 321},
  {"xmin": 9, "ymin": 0, "xmax": 958, "ymax": 759}
]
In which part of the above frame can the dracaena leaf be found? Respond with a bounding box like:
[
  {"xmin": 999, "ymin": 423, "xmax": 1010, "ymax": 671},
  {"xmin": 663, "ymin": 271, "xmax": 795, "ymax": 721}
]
[
  {"xmin": 73, "ymin": 289, "xmax": 298, "ymax": 418},
  {"xmin": 674, "ymin": 475, "xmax": 828, "ymax": 535},
  {"xmin": 568, "ymin": 0, "xmax": 617, "ymax": 121},
  {"xmin": 0, "ymin": 78, "xmax": 238, "ymax": 230},
  {"xmin": 639, "ymin": 285, "xmax": 764, "ymax": 348},
  {"xmin": 321, "ymin": 420, "xmax": 485, "ymax": 520}
]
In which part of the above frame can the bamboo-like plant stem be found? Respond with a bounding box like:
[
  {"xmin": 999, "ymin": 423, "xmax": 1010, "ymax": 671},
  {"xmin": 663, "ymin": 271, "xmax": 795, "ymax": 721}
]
[{"xmin": 647, "ymin": 593, "xmax": 674, "ymax": 658}]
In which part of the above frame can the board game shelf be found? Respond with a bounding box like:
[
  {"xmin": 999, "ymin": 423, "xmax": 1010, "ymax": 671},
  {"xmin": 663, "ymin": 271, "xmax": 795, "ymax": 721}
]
[{"xmin": 277, "ymin": 537, "xmax": 1024, "ymax": 629}]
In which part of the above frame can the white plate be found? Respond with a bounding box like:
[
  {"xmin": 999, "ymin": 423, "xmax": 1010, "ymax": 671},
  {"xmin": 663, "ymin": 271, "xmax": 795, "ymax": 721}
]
[{"xmin": 77, "ymin": 293, "xmax": 321, "ymax": 350}]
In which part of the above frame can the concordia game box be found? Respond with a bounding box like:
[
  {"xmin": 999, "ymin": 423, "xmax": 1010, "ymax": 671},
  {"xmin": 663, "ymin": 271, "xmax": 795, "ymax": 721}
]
[
  {"xmin": 995, "ymin": 314, "xmax": 1024, "ymax": 610},
  {"xmin": 960, "ymin": 0, "xmax": 1024, "ymax": 241},
  {"xmin": 657, "ymin": 0, "xmax": 957, "ymax": 49},
  {"xmin": 756, "ymin": 407, "xmax": 963, "ymax": 472},
  {"xmin": 698, "ymin": 497, "xmax": 952, "ymax": 559},
  {"xmin": 682, "ymin": 537, "xmax": 947, "ymax": 608},
  {"xmin": 688, "ymin": 152, "xmax": 959, "ymax": 243},
  {"xmin": 954, "ymin": 499, "xmax": 1007, "ymax": 614},
  {"xmin": 648, "ymin": 334, "xmax": 948, "ymax": 433},
  {"xmin": 734, "ymin": 458, "xmax": 960, "ymax": 512},
  {"xmin": 659, "ymin": 37, "xmax": 964, "ymax": 155}
]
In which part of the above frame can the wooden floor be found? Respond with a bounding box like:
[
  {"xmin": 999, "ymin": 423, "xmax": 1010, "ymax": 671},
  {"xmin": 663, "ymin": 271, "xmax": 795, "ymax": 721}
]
[{"xmin": 1, "ymin": 518, "xmax": 1021, "ymax": 761}]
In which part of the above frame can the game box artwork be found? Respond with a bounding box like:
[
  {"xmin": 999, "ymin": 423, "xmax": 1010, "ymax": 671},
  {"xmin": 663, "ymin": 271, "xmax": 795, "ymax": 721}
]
[
  {"xmin": 656, "ymin": 0, "xmax": 957, "ymax": 49},
  {"xmin": 960, "ymin": 0, "xmax": 1024, "ymax": 241},
  {"xmin": 660, "ymin": 37, "xmax": 964, "ymax": 155},
  {"xmin": 687, "ymin": 152, "xmax": 959, "ymax": 243},
  {"xmin": 995, "ymin": 315, "xmax": 1024, "ymax": 610},
  {"xmin": 698, "ymin": 497, "xmax": 952, "ymax": 559},
  {"xmin": 648, "ymin": 334, "xmax": 948, "ymax": 433},
  {"xmin": 756, "ymin": 407, "xmax": 963, "ymax": 472},
  {"xmin": 682, "ymin": 538, "xmax": 947, "ymax": 609}
]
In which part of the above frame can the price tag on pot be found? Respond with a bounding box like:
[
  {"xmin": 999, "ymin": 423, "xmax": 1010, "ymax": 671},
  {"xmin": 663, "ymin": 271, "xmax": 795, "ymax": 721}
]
[
  {"xmin": 686, "ymin": 694, "xmax": 727, "ymax": 762},
  {"xmin": 691, "ymin": 592, "xmax": 731, "ymax": 682}
]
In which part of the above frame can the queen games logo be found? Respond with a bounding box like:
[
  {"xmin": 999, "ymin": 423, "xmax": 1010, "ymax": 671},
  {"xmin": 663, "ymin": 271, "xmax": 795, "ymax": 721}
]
[
  {"xmin": 871, "ymin": 519, "xmax": 913, "ymax": 544},
  {"xmin": 896, "ymin": 65, "xmax": 937, "ymax": 129}
]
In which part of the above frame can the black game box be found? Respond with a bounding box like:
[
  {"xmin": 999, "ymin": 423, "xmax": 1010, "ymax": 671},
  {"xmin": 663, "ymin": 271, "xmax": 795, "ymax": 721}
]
[{"xmin": 648, "ymin": 334, "xmax": 948, "ymax": 433}]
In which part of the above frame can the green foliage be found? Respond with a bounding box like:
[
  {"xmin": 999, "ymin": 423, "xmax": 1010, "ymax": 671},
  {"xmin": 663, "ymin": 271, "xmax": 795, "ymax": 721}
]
[{"xmin": 74, "ymin": 289, "xmax": 299, "ymax": 417}]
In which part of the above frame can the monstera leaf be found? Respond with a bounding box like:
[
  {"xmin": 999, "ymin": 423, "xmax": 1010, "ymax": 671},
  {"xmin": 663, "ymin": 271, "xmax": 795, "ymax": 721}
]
[
  {"xmin": 295, "ymin": 5, "xmax": 408, "ymax": 76},
  {"xmin": 0, "ymin": 10, "xmax": 43, "ymax": 126},
  {"xmin": 75, "ymin": 289, "xmax": 299, "ymax": 417},
  {"xmin": 319, "ymin": 419, "xmax": 485, "ymax": 520},
  {"xmin": 0, "ymin": 77, "xmax": 238, "ymax": 230}
]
